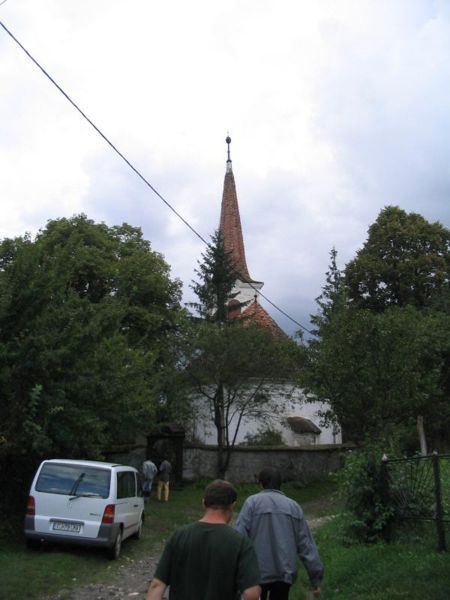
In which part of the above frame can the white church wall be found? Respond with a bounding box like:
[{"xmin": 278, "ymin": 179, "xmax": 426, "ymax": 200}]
[{"xmin": 188, "ymin": 384, "xmax": 341, "ymax": 447}]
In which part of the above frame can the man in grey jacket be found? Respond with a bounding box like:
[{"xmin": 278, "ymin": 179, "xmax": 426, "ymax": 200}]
[{"xmin": 235, "ymin": 467, "xmax": 323, "ymax": 599}]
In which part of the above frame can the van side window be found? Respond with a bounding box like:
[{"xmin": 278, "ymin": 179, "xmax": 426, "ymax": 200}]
[
  {"xmin": 136, "ymin": 473, "xmax": 143, "ymax": 497},
  {"xmin": 117, "ymin": 471, "xmax": 136, "ymax": 498}
]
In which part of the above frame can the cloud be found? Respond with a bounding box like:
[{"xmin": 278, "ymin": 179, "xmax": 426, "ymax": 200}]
[{"xmin": 0, "ymin": 0, "xmax": 449, "ymax": 338}]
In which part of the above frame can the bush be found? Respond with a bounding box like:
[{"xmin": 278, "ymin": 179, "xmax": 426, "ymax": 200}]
[
  {"xmin": 244, "ymin": 425, "xmax": 285, "ymax": 447},
  {"xmin": 338, "ymin": 445, "xmax": 393, "ymax": 543}
]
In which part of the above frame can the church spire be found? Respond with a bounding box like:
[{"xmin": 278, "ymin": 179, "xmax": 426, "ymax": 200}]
[{"xmin": 219, "ymin": 136, "xmax": 252, "ymax": 282}]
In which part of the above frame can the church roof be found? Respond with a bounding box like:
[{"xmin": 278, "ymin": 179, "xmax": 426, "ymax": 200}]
[
  {"xmin": 240, "ymin": 298, "xmax": 286, "ymax": 338},
  {"xmin": 219, "ymin": 137, "xmax": 253, "ymax": 282},
  {"xmin": 286, "ymin": 416, "xmax": 321, "ymax": 435}
]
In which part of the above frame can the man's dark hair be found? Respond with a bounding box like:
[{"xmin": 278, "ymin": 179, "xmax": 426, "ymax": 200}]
[
  {"xmin": 203, "ymin": 480, "xmax": 238, "ymax": 508},
  {"xmin": 258, "ymin": 467, "xmax": 282, "ymax": 490}
]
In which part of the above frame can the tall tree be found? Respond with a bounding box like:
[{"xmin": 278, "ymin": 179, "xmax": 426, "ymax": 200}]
[
  {"xmin": 345, "ymin": 206, "xmax": 450, "ymax": 311},
  {"xmin": 305, "ymin": 305, "xmax": 450, "ymax": 444},
  {"xmin": 310, "ymin": 247, "xmax": 346, "ymax": 336},
  {"xmin": 182, "ymin": 320, "xmax": 300, "ymax": 474},
  {"xmin": 190, "ymin": 230, "xmax": 238, "ymax": 323},
  {"xmin": 305, "ymin": 207, "xmax": 450, "ymax": 449},
  {"xmin": 0, "ymin": 215, "xmax": 183, "ymax": 472}
]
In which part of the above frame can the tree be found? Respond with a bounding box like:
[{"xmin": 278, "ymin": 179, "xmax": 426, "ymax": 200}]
[
  {"xmin": 183, "ymin": 319, "xmax": 300, "ymax": 474},
  {"xmin": 0, "ymin": 215, "xmax": 184, "ymax": 501},
  {"xmin": 305, "ymin": 207, "xmax": 450, "ymax": 448},
  {"xmin": 310, "ymin": 247, "xmax": 346, "ymax": 336},
  {"xmin": 345, "ymin": 206, "xmax": 450, "ymax": 311},
  {"xmin": 185, "ymin": 232, "xmax": 301, "ymax": 475},
  {"xmin": 305, "ymin": 305, "xmax": 450, "ymax": 445},
  {"xmin": 190, "ymin": 230, "xmax": 239, "ymax": 323}
]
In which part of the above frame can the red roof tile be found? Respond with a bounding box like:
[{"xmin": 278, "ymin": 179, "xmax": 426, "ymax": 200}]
[{"xmin": 240, "ymin": 299, "xmax": 286, "ymax": 338}]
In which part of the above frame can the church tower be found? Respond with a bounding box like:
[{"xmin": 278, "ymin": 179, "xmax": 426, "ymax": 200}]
[
  {"xmin": 219, "ymin": 137, "xmax": 285, "ymax": 337},
  {"xmin": 219, "ymin": 136, "xmax": 263, "ymax": 307}
]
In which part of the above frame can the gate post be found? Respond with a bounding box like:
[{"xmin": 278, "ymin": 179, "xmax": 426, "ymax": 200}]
[
  {"xmin": 381, "ymin": 454, "xmax": 391, "ymax": 542},
  {"xmin": 432, "ymin": 451, "xmax": 447, "ymax": 552}
]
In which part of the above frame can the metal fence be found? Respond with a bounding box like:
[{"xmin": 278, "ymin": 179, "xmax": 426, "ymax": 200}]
[{"xmin": 381, "ymin": 452, "xmax": 450, "ymax": 551}]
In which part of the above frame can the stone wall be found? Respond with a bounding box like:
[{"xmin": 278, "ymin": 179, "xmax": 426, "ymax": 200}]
[
  {"xmin": 104, "ymin": 443, "xmax": 344, "ymax": 483},
  {"xmin": 183, "ymin": 444, "xmax": 344, "ymax": 483}
]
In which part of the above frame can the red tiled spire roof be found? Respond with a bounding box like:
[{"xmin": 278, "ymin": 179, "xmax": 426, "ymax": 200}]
[
  {"xmin": 240, "ymin": 298, "xmax": 286, "ymax": 338},
  {"xmin": 219, "ymin": 137, "xmax": 253, "ymax": 282}
]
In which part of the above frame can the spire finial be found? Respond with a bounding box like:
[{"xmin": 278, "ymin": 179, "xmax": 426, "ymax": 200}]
[
  {"xmin": 226, "ymin": 135, "xmax": 231, "ymax": 162},
  {"xmin": 225, "ymin": 135, "xmax": 232, "ymax": 173}
]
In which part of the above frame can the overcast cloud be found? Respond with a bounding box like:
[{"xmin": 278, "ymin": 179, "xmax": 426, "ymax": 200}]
[{"xmin": 1, "ymin": 0, "xmax": 449, "ymax": 335}]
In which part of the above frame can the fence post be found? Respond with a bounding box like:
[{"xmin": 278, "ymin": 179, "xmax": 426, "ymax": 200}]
[
  {"xmin": 381, "ymin": 454, "xmax": 391, "ymax": 542},
  {"xmin": 432, "ymin": 451, "xmax": 447, "ymax": 552}
]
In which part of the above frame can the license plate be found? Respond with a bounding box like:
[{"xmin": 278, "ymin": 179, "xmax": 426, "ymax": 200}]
[{"xmin": 52, "ymin": 521, "xmax": 81, "ymax": 533}]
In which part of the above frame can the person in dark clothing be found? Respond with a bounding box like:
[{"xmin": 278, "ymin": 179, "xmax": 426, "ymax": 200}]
[
  {"xmin": 146, "ymin": 480, "xmax": 261, "ymax": 600},
  {"xmin": 156, "ymin": 458, "xmax": 172, "ymax": 502}
]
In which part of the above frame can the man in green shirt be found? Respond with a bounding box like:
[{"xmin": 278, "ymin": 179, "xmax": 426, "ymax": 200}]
[{"xmin": 146, "ymin": 480, "xmax": 261, "ymax": 600}]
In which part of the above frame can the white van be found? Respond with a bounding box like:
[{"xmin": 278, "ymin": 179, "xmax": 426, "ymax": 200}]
[{"xmin": 24, "ymin": 459, "xmax": 145, "ymax": 559}]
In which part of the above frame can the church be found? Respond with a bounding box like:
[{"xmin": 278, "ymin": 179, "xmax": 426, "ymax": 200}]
[{"xmin": 189, "ymin": 138, "xmax": 341, "ymax": 447}]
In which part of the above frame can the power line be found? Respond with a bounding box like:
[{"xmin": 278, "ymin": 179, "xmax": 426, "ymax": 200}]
[
  {"xmin": 0, "ymin": 19, "xmax": 313, "ymax": 335},
  {"xmin": 0, "ymin": 21, "xmax": 206, "ymax": 246}
]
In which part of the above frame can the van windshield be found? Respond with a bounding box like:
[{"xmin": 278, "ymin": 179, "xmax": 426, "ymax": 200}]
[{"xmin": 36, "ymin": 463, "xmax": 111, "ymax": 498}]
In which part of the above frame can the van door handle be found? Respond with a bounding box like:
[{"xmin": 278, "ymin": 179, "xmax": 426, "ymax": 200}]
[{"xmin": 133, "ymin": 504, "xmax": 139, "ymax": 507}]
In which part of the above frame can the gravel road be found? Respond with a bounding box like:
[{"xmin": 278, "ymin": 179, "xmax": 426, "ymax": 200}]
[{"xmin": 43, "ymin": 550, "xmax": 161, "ymax": 600}]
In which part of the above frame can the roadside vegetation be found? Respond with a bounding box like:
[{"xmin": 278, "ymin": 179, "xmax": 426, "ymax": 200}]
[
  {"xmin": 294, "ymin": 452, "xmax": 450, "ymax": 600},
  {"xmin": 295, "ymin": 517, "xmax": 450, "ymax": 600}
]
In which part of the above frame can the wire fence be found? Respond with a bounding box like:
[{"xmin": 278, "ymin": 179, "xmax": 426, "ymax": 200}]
[{"xmin": 381, "ymin": 452, "xmax": 450, "ymax": 551}]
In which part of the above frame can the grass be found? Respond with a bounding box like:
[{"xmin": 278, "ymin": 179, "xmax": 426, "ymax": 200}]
[
  {"xmin": 293, "ymin": 516, "xmax": 450, "ymax": 600},
  {"xmin": 2, "ymin": 476, "xmax": 450, "ymax": 599}
]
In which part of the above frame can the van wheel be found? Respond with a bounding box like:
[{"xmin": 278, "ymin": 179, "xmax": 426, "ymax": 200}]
[
  {"xmin": 132, "ymin": 515, "xmax": 144, "ymax": 540},
  {"xmin": 108, "ymin": 529, "xmax": 122, "ymax": 560},
  {"xmin": 26, "ymin": 538, "xmax": 40, "ymax": 550}
]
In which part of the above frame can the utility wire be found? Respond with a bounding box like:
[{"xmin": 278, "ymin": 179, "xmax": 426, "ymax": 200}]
[
  {"xmin": 0, "ymin": 20, "xmax": 313, "ymax": 335},
  {"xmin": 0, "ymin": 21, "xmax": 206, "ymax": 246}
]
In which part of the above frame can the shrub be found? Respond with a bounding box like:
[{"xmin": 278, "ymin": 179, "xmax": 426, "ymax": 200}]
[
  {"xmin": 338, "ymin": 444, "xmax": 393, "ymax": 543},
  {"xmin": 244, "ymin": 425, "xmax": 285, "ymax": 447}
]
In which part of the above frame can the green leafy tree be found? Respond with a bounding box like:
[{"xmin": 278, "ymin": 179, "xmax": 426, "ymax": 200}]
[
  {"xmin": 345, "ymin": 206, "xmax": 450, "ymax": 311},
  {"xmin": 183, "ymin": 320, "xmax": 300, "ymax": 474},
  {"xmin": 306, "ymin": 301, "xmax": 450, "ymax": 446},
  {"xmin": 305, "ymin": 207, "xmax": 450, "ymax": 449},
  {"xmin": 0, "ymin": 215, "xmax": 184, "ymax": 508}
]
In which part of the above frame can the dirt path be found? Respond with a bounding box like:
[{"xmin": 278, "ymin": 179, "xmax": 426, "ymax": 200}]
[
  {"xmin": 43, "ymin": 517, "xmax": 329, "ymax": 600},
  {"xmin": 43, "ymin": 551, "xmax": 161, "ymax": 600}
]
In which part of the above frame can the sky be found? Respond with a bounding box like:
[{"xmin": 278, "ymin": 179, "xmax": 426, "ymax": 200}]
[{"xmin": 1, "ymin": 0, "xmax": 450, "ymax": 336}]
